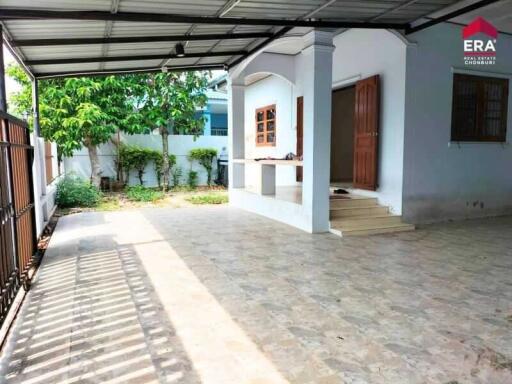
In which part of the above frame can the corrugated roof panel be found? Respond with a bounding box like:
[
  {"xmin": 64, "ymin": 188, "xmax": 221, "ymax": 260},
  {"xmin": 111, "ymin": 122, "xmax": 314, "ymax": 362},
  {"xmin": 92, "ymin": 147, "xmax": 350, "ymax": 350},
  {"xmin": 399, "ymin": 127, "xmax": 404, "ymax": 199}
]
[
  {"xmin": 110, "ymin": 22, "xmax": 191, "ymax": 37},
  {"xmin": 0, "ymin": 0, "xmax": 112, "ymax": 11},
  {"xmin": 102, "ymin": 59, "xmax": 164, "ymax": 70},
  {"xmin": 212, "ymin": 39, "xmax": 259, "ymax": 51},
  {"xmin": 162, "ymin": 57, "xmax": 206, "ymax": 66},
  {"xmin": 105, "ymin": 42, "xmax": 181, "ymax": 55},
  {"xmin": 119, "ymin": 0, "xmax": 227, "ymax": 16},
  {"xmin": 0, "ymin": 0, "xmax": 490, "ymax": 77},
  {"xmin": 227, "ymin": 0, "xmax": 323, "ymax": 19},
  {"xmin": 315, "ymin": 0, "xmax": 458, "ymax": 21},
  {"xmin": 5, "ymin": 19, "xmax": 107, "ymax": 39},
  {"xmin": 33, "ymin": 62, "xmax": 101, "ymax": 74},
  {"xmin": 23, "ymin": 45, "xmax": 103, "ymax": 59},
  {"xmin": 196, "ymin": 55, "xmax": 237, "ymax": 65}
]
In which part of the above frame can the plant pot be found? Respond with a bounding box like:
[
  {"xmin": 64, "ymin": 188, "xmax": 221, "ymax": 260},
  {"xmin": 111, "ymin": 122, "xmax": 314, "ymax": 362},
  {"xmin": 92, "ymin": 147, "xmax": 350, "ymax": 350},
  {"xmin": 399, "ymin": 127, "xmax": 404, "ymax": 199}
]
[{"xmin": 111, "ymin": 181, "xmax": 125, "ymax": 192}]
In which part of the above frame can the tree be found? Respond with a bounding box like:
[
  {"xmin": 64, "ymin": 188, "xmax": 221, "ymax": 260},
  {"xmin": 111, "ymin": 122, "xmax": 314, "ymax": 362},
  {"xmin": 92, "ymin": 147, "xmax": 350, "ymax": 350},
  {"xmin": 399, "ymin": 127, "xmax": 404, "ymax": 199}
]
[
  {"xmin": 7, "ymin": 65, "xmax": 146, "ymax": 187},
  {"xmin": 135, "ymin": 71, "xmax": 209, "ymax": 192},
  {"xmin": 189, "ymin": 148, "xmax": 218, "ymax": 186}
]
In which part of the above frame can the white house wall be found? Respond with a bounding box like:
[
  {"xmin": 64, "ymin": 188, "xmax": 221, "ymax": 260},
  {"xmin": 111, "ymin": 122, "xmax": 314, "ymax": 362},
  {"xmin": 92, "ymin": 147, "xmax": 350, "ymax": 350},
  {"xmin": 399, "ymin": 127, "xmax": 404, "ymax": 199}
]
[
  {"xmin": 243, "ymin": 74, "xmax": 298, "ymax": 187},
  {"xmin": 331, "ymin": 29, "xmax": 407, "ymax": 215},
  {"xmin": 403, "ymin": 23, "xmax": 512, "ymax": 223}
]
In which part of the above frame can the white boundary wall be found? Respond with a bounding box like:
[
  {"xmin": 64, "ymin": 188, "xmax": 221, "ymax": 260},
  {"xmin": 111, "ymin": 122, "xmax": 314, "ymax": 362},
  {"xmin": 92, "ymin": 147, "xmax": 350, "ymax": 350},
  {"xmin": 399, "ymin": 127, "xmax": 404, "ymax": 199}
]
[{"xmin": 63, "ymin": 133, "xmax": 228, "ymax": 187}]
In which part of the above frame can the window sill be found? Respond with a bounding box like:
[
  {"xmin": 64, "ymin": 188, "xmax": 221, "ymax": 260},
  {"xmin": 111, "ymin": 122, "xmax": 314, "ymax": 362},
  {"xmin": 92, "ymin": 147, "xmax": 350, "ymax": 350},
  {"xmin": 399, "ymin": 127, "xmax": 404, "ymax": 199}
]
[{"xmin": 448, "ymin": 141, "xmax": 510, "ymax": 148}]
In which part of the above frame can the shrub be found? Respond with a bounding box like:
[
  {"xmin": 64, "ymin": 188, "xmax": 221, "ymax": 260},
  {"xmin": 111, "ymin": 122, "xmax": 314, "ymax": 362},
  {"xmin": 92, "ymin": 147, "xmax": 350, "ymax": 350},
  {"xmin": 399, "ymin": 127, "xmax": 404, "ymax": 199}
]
[
  {"xmin": 125, "ymin": 185, "xmax": 164, "ymax": 202},
  {"xmin": 187, "ymin": 170, "xmax": 198, "ymax": 189},
  {"xmin": 171, "ymin": 166, "xmax": 183, "ymax": 188},
  {"xmin": 186, "ymin": 193, "xmax": 228, "ymax": 205},
  {"xmin": 189, "ymin": 148, "xmax": 217, "ymax": 186},
  {"xmin": 56, "ymin": 175, "xmax": 102, "ymax": 208},
  {"xmin": 118, "ymin": 144, "xmax": 155, "ymax": 185},
  {"xmin": 118, "ymin": 144, "xmax": 175, "ymax": 186}
]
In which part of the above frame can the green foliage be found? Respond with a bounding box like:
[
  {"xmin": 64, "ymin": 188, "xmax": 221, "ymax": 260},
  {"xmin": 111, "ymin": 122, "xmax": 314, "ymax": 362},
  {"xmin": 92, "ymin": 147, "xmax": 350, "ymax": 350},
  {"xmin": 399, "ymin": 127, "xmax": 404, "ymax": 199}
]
[
  {"xmin": 132, "ymin": 71, "xmax": 210, "ymax": 191},
  {"xmin": 171, "ymin": 166, "xmax": 183, "ymax": 188},
  {"xmin": 126, "ymin": 185, "xmax": 164, "ymax": 202},
  {"xmin": 56, "ymin": 175, "xmax": 102, "ymax": 208},
  {"xmin": 189, "ymin": 148, "xmax": 218, "ymax": 186},
  {"xmin": 186, "ymin": 193, "xmax": 228, "ymax": 205},
  {"xmin": 187, "ymin": 170, "xmax": 198, "ymax": 189},
  {"xmin": 7, "ymin": 65, "xmax": 147, "ymax": 157},
  {"xmin": 118, "ymin": 144, "xmax": 175, "ymax": 186},
  {"xmin": 134, "ymin": 72, "xmax": 209, "ymax": 135},
  {"xmin": 118, "ymin": 144, "xmax": 155, "ymax": 185}
]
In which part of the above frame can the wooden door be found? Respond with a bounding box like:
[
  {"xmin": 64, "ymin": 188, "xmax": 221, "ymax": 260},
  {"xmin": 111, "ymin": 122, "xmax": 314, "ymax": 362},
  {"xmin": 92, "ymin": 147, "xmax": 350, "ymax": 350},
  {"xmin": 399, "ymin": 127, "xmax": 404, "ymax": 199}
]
[
  {"xmin": 353, "ymin": 75, "xmax": 379, "ymax": 190},
  {"xmin": 296, "ymin": 96, "xmax": 303, "ymax": 182}
]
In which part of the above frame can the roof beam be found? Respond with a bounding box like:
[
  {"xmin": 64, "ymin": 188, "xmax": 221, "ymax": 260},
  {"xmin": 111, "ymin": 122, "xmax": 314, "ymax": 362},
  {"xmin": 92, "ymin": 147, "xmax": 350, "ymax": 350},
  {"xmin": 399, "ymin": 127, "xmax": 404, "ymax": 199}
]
[
  {"xmin": 11, "ymin": 32, "xmax": 273, "ymax": 47},
  {"xmin": 26, "ymin": 50, "xmax": 247, "ymax": 65},
  {"xmin": 405, "ymin": 0, "xmax": 501, "ymax": 34},
  {"xmin": 0, "ymin": 8, "xmax": 407, "ymax": 29},
  {"xmin": 35, "ymin": 64, "xmax": 225, "ymax": 79}
]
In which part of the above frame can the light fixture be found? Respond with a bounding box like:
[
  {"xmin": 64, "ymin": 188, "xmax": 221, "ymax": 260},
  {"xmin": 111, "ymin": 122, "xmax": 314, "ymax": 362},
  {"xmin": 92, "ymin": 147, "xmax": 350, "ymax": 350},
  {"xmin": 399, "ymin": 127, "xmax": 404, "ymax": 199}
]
[{"xmin": 175, "ymin": 43, "xmax": 185, "ymax": 57}]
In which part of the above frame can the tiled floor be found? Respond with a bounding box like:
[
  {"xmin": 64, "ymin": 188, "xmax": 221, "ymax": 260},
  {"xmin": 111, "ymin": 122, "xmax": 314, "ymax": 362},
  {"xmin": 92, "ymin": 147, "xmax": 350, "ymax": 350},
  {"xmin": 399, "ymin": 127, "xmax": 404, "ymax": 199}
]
[{"xmin": 1, "ymin": 206, "xmax": 511, "ymax": 384}]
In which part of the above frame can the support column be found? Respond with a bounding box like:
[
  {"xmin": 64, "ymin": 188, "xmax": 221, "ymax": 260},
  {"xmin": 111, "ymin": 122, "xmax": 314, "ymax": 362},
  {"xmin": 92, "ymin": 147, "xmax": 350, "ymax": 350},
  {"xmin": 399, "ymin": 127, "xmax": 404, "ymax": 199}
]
[
  {"xmin": 227, "ymin": 77, "xmax": 245, "ymax": 189},
  {"xmin": 32, "ymin": 79, "xmax": 41, "ymax": 136},
  {"xmin": 301, "ymin": 30, "xmax": 334, "ymax": 233},
  {"xmin": 0, "ymin": 25, "xmax": 7, "ymax": 112}
]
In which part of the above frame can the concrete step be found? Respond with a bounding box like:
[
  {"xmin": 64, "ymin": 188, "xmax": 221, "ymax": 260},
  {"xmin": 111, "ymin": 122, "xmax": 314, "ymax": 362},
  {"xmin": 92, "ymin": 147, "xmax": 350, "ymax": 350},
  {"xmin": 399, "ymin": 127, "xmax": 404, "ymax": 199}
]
[
  {"xmin": 329, "ymin": 196, "xmax": 378, "ymax": 208},
  {"xmin": 330, "ymin": 221, "xmax": 415, "ymax": 237},
  {"xmin": 335, "ymin": 223, "xmax": 416, "ymax": 237},
  {"xmin": 330, "ymin": 214, "xmax": 403, "ymax": 228},
  {"xmin": 330, "ymin": 205, "xmax": 388, "ymax": 219}
]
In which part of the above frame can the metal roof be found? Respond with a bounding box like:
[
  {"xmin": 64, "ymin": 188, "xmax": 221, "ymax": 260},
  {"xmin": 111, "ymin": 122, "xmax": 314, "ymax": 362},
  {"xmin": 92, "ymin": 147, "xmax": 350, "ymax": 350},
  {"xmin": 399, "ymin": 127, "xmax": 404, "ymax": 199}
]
[{"xmin": 0, "ymin": 0, "xmax": 506, "ymax": 79}]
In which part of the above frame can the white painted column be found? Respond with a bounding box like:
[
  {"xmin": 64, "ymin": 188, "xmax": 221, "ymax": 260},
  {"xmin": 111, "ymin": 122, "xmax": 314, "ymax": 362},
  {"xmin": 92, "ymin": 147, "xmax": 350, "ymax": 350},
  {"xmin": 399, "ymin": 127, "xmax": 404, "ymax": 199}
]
[
  {"xmin": 227, "ymin": 77, "xmax": 245, "ymax": 190},
  {"xmin": 301, "ymin": 31, "xmax": 334, "ymax": 233}
]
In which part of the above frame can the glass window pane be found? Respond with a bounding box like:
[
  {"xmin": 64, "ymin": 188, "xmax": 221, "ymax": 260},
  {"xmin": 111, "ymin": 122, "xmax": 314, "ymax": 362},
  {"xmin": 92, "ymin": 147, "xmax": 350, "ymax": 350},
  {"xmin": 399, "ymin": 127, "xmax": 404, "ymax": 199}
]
[
  {"xmin": 267, "ymin": 133, "xmax": 275, "ymax": 143},
  {"xmin": 266, "ymin": 108, "xmax": 275, "ymax": 120},
  {"xmin": 257, "ymin": 122, "xmax": 264, "ymax": 132},
  {"xmin": 256, "ymin": 111, "xmax": 264, "ymax": 122},
  {"xmin": 257, "ymin": 135, "xmax": 264, "ymax": 143}
]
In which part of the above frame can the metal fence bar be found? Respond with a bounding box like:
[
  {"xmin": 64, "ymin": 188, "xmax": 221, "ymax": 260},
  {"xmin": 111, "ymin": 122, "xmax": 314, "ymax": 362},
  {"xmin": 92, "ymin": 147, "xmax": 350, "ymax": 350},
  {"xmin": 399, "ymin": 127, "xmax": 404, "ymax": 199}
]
[{"xmin": 0, "ymin": 114, "xmax": 37, "ymax": 327}]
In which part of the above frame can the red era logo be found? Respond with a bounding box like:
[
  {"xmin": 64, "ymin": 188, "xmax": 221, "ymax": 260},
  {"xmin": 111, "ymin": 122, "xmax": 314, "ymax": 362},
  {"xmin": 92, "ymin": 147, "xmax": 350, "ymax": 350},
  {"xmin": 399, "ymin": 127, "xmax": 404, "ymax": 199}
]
[
  {"xmin": 463, "ymin": 17, "xmax": 497, "ymax": 64},
  {"xmin": 462, "ymin": 17, "xmax": 498, "ymax": 39}
]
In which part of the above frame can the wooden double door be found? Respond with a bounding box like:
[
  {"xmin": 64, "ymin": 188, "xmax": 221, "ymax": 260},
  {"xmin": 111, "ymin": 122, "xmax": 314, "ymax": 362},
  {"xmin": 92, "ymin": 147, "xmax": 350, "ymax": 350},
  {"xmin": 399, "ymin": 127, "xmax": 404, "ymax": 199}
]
[{"xmin": 296, "ymin": 75, "xmax": 380, "ymax": 191}]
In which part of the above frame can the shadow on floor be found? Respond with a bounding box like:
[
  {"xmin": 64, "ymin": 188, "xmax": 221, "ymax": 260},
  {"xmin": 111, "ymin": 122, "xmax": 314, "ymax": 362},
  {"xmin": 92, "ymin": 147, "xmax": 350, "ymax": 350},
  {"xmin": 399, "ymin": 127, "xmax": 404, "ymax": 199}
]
[{"xmin": 0, "ymin": 235, "xmax": 200, "ymax": 384}]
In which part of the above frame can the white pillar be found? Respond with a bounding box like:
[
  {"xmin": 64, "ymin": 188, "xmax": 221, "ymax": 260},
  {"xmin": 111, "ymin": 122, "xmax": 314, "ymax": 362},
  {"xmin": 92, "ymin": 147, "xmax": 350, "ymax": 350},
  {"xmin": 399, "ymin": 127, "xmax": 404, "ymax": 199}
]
[
  {"xmin": 227, "ymin": 77, "xmax": 245, "ymax": 190},
  {"xmin": 301, "ymin": 31, "xmax": 334, "ymax": 233}
]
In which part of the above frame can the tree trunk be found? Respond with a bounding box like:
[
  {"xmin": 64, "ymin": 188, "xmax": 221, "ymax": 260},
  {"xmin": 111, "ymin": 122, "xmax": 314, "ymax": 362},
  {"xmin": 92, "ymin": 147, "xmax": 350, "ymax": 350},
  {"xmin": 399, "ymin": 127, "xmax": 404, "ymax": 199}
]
[
  {"xmin": 160, "ymin": 126, "xmax": 169, "ymax": 192},
  {"xmin": 85, "ymin": 141, "xmax": 102, "ymax": 188},
  {"xmin": 110, "ymin": 130, "xmax": 123, "ymax": 183}
]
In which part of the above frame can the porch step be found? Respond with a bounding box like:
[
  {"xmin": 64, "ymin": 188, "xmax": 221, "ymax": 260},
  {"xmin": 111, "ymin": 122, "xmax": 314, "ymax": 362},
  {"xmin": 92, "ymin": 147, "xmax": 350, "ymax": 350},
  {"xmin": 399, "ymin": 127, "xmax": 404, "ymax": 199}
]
[
  {"xmin": 329, "ymin": 194, "xmax": 415, "ymax": 237},
  {"xmin": 330, "ymin": 214, "xmax": 403, "ymax": 227},
  {"xmin": 330, "ymin": 205, "xmax": 389, "ymax": 219},
  {"xmin": 330, "ymin": 222, "xmax": 415, "ymax": 237},
  {"xmin": 329, "ymin": 196, "xmax": 378, "ymax": 208}
]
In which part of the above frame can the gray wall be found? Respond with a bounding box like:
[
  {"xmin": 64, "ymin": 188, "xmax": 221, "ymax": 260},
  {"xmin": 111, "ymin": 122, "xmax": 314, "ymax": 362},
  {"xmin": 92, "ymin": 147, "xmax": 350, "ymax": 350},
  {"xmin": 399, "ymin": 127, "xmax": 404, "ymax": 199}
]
[{"xmin": 403, "ymin": 23, "xmax": 512, "ymax": 223}]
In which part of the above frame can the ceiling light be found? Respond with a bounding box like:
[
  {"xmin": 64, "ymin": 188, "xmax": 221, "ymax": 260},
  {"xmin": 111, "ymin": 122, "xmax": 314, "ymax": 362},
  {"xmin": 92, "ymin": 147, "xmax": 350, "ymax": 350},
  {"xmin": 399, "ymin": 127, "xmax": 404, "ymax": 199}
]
[{"xmin": 175, "ymin": 43, "xmax": 185, "ymax": 57}]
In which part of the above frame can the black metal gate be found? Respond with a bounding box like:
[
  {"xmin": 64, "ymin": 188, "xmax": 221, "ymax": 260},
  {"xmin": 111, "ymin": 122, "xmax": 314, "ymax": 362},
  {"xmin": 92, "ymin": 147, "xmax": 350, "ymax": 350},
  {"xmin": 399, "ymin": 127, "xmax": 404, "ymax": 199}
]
[{"xmin": 0, "ymin": 111, "xmax": 37, "ymax": 328}]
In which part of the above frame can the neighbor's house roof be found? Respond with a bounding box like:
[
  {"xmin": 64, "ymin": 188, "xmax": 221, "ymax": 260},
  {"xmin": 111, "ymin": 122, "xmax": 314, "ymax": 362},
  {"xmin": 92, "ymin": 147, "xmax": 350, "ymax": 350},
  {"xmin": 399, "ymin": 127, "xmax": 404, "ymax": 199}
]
[{"xmin": 0, "ymin": 0, "xmax": 508, "ymax": 80}]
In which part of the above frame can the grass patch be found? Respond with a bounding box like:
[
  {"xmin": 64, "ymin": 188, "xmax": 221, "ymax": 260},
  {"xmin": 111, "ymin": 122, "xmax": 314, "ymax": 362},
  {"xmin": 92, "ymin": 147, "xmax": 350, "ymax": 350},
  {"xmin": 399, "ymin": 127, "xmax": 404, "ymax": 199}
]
[
  {"xmin": 97, "ymin": 196, "xmax": 122, "ymax": 211},
  {"xmin": 126, "ymin": 185, "xmax": 164, "ymax": 202},
  {"xmin": 186, "ymin": 193, "xmax": 228, "ymax": 205}
]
